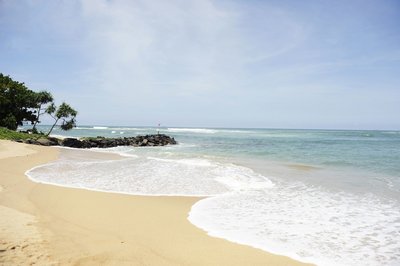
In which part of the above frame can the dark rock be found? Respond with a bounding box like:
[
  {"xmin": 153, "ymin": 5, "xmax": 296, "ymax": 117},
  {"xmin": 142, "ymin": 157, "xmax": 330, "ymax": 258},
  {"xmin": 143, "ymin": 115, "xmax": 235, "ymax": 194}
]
[
  {"xmin": 47, "ymin": 137, "xmax": 61, "ymax": 146},
  {"xmin": 62, "ymin": 138, "xmax": 84, "ymax": 148},
  {"xmin": 18, "ymin": 134, "xmax": 177, "ymax": 149},
  {"xmin": 24, "ymin": 139, "xmax": 34, "ymax": 144},
  {"xmin": 37, "ymin": 138, "xmax": 51, "ymax": 146}
]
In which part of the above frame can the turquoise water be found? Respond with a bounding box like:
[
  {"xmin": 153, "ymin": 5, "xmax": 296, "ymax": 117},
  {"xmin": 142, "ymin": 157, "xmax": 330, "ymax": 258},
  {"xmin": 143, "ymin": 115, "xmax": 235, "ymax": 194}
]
[
  {"xmin": 168, "ymin": 128, "xmax": 400, "ymax": 176},
  {"xmin": 26, "ymin": 125, "xmax": 400, "ymax": 266},
  {"xmin": 37, "ymin": 126, "xmax": 400, "ymax": 176}
]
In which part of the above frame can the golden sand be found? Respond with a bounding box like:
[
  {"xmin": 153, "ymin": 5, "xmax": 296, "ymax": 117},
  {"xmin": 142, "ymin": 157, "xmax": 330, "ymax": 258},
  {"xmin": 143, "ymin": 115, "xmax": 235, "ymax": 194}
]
[{"xmin": 0, "ymin": 140, "xmax": 312, "ymax": 265}]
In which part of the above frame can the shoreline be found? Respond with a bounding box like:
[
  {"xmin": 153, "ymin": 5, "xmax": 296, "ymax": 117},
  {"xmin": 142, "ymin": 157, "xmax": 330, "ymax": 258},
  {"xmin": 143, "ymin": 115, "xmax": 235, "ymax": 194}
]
[{"xmin": 0, "ymin": 140, "xmax": 312, "ymax": 265}]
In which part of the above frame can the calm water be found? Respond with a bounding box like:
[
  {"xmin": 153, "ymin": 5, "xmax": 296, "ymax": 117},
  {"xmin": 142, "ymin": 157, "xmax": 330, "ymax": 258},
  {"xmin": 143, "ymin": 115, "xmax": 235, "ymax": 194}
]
[{"xmin": 27, "ymin": 125, "xmax": 400, "ymax": 266}]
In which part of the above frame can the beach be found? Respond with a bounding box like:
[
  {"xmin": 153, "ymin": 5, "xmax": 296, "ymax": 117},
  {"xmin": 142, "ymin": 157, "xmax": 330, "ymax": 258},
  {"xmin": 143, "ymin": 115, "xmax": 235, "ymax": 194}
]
[
  {"xmin": 0, "ymin": 140, "xmax": 311, "ymax": 265},
  {"xmin": 2, "ymin": 0, "xmax": 400, "ymax": 264}
]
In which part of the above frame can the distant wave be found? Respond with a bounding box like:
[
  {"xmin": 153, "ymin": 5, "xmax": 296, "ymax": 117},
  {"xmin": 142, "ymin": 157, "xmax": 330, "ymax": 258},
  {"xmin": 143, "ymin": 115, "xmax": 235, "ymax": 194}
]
[
  {"xmin": 74, "ymin": 126, "xmax": 253, "ymax": 134},
  {"xmin": 166, "ymin": 128, "xmax": 257, "ymax": 134},
  {"xmin": 74, "ymin": 126, "xmax": 108, "ymax": 130},
  {"xmin": 49, "ymin": 134, "xmax": 68, "ymax": 139},
  {"xmin": 109, "ymin": 127, "xmax": 150, "ymax": 131},
  {"xmin": 223, "ymin": 129, "xmax": 253, "ymax": 134},
  {"xmin": 167, "ymin": 128, "xmax": 218, "ymax": 134},
  {"xmin": 382, "ymin": 131, "xmax": 400, "ymax": 135},
  {"xmin": 75, "ymin": 126, "xmax": 152, "ymax": 131}
]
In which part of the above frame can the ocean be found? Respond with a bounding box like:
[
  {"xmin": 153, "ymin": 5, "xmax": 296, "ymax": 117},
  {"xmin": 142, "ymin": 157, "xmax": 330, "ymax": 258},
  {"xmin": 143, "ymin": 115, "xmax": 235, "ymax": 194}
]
[{"xmin": 25, "ymin": 125, "xmax": 400, "ymax": 266}]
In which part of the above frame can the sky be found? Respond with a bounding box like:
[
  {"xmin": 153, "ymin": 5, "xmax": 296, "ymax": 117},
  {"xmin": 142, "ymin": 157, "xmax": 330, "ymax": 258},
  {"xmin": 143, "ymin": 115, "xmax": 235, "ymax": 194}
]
[{"xmin": 0, "ymin": 0, "xmax": 399, "ymax": 129}]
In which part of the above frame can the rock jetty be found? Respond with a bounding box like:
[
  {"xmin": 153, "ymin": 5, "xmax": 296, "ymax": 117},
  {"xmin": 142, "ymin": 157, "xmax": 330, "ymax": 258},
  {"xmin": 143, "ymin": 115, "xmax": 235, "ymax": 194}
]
[{"xmin": 17, "ymin": 134, "xmax": 177, "ymax": 148}]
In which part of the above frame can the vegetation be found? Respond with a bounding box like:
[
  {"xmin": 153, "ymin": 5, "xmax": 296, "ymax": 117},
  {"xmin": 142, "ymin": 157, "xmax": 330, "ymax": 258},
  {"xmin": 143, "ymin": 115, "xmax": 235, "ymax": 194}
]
[
  {"xmin": 0, "ymin": 73, "xmax": 37, "ymax": 130},
  {"xmin": 0, "ymin": 73, "xmax": 77, "ymax": 135},
  {"xmin": 46, "ymin": 102, "xmax": 77, "ymax": 136},
  {"xmin": 0, "ymin": 127, "xmax": 43, "ymax": 140},
  {"xmin": 32, "ymin": 90, "xmax": 54, "ymax": 132}
]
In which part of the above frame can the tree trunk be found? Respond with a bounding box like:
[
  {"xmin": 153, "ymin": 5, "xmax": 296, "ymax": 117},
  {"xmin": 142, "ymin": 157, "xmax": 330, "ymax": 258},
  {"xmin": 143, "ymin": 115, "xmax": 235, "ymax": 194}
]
[
  {"xmin": 46, "ymin": 119, "xmax": 59, "ymax": 136},
  {"xmin": 32, "ymin": 107, "xmax": 40, "ymax": 132}
]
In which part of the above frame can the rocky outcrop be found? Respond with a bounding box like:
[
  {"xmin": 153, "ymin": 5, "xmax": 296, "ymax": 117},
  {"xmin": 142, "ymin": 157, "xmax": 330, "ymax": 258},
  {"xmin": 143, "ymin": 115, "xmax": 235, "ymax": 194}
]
[
  {"xmin": 18, "ymin": 134, "xmax": 177, "ymax": 149},
  {"xmin": 61, "ymin": 138, "xmax": 85, "ymax": 148},
  {"xmin": 37, "ymin": 137, "xmax": 60, "ymax": 146},
  {"xmin": 19, "ymin": 137, "xmax": 60, "ymax": 146}
]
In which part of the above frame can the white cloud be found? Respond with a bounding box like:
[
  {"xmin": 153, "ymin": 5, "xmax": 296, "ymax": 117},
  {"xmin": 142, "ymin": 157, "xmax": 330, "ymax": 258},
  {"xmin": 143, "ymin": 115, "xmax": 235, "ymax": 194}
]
[
  {"xmin": 74, "ymin": 0, "xmax": 306, "ymax": 97},
  {"xmin": 2, "ymin": 0, "xmax": 398, "ymax": 128}
]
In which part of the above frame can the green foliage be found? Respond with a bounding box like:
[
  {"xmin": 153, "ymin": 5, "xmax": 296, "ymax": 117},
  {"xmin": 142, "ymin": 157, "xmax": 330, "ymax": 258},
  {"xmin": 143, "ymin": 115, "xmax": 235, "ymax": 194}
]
[
  {"xmin": 0, "ymin": 73, "xmax": 37, "ymax": 130},
  {"xmin": 55, "ymin": 102, "xmax": 78, "ymax": 119},
  {"xmin": 36, "ymin": 91, "xmax": 53, "ymax": 104},
  {"xmin": 0, "ymin": 127, "xmax": 42, "ymax": 140},
  {"xmin": 60, "ymin": 118, "xmax": 76, "ymax": 131},
  {"xmin": 47, "ymin": 102, "xmax": 78, "ymax": 136},
  {"xmin": 0, "ymin": 73, "xmax": 78, "ymax": 135},
  {"xmin": 32, "ymin": 90, "xmax": 54, "ymax": 132},
  {"xmin": 1, "ymin": 114, "xmax": 17, "ymax": 130},
  {"xmin": 46, "ymin": 102, "xmax": 56, "ymax": 114}
]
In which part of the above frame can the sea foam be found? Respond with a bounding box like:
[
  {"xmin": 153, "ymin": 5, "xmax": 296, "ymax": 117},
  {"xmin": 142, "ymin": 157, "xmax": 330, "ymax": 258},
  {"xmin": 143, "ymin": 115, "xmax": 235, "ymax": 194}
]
[
  {"xmin": 188, "ymin": 181, "xmax": 400, "ymax": 266},
  {"xmin": 26, "ymin": 149, "xmax": 271, "ymax": 197}
]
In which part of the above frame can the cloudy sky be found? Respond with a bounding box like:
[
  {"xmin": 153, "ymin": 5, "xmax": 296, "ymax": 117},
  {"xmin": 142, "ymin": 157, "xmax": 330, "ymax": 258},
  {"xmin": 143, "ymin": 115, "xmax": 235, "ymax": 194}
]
[{"xmin": 1, "ymin": 0, "xmax": 399, "ymax": 129}]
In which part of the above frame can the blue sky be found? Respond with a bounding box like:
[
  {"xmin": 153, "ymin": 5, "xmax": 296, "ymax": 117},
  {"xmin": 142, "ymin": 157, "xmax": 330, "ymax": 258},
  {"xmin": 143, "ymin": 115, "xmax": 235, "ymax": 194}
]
[{"xmin": 1, "ymin": 0, "xmax": 399, "ymax": 129}]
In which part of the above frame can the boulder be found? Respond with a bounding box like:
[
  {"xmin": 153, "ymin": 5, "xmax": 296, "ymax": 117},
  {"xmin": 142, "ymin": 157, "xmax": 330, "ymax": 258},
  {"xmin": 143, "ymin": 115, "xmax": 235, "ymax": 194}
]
[
  {"xmin": 37, "ymin": 138, "xmax": 51, "ymax": 146},
  {"xmin": 24, "ymin": 139, "xmax": 34, "ymax": 144},
  {"xmin": 62, "ymin": 138, "xmax": 84, "ymax": 148},
  {"xmin": 47, "ymin": 137, "xmax": 61, "ymax": 146},
  {"xmin": 17, "ymin": 134, "xmax": 177, "ymax": 149}
]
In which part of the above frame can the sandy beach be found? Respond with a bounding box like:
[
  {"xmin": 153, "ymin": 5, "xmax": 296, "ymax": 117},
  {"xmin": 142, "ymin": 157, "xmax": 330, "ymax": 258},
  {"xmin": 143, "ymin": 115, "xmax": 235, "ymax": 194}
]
[{"xmin": 0, "ymin": 140, "xmax": 312, "ymax": 265}]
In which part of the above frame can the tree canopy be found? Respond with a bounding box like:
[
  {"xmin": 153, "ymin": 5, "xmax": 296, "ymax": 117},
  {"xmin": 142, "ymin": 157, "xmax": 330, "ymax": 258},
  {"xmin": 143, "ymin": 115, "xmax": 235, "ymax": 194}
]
[
  {"xmin": 46, "ymin": 102, "xmax": 77, "ymax": 136},
  {"xmin": 0, "ymin": 73, "xmax": 37, "ymax": 130},
  {"xmin": 0, "ymin": 73, "xmax": 77, "ymax": 135},
  {"xmin": 32, "ymin": 90, "xmax": 54, "ymax": 132}
]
